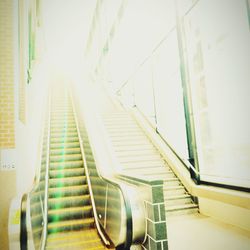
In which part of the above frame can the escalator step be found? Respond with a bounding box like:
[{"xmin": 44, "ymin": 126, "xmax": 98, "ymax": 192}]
[
  {"xmin": 47, "ymin": 217, "xmax": 95, "ymax": 234},
  {"xmin": 50, "ymin": 124, "xmax": 76, "ymax": 130},
  {"xmin": 50, "ymin": 153, "xmax": 82, "ymax": 162},
  {"xmin": 42, "ymin": 89, "xmax": 112, "ymax": 249},
  {"xmin": 50, "ymin": 142, "xmax": 80, "ymax": 149},
  {"xmin": 50, "ymin": 137, "xmax": 79, "ymax": 143},
  {"xmin": 50, "ymin": 147, "xmax": 81, "ymax": 156},
  {"xmin": 48, "ymin": 205, "xmax": 93, "ymax": 222},
  {"xmin": 49, "ymin": 184, "xmax": 89, "ymax": 198},
  {"xmin": 48, "ymin": 195, "xmax": 91, "ymax": 209},
  {"xmin": 50, "ymin": 160, "xmax": 83, "ymax": 169},
  {"xmin": 49, "ymin": 175, "xmax": 86, "ymax": 187},
  {"xmin": 51, "ymin": 117, "xmax": 74, "ymax": 121},
  {"xmin": 50, "ymin": 128, "xmax": 77, "ymax": 134},
  {"xmin": 49, "ymin": 168, "xmax": 84, "ymax": 179},
  {"xmin": 46, "ymin": 229, "xmax": 107, "ymax": 249}
]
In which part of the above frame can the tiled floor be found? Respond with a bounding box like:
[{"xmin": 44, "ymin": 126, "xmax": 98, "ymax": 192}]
[{"xmin": 167, "ymin": 213, "xmax": 250, "ymax": 250}]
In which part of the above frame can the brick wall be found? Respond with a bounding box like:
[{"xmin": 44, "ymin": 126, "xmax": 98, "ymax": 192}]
[
  {"xmin": 18, "ymin": 0, "xmax": 26, "ymax": 123},
  {"xmin": 0, "ymin": 0, "xmax": 15, "ymax": 148}
]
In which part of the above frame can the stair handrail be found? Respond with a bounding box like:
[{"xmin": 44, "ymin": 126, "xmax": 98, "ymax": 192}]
[{"xmin": 69, "ymin": 89, "xmax": 133, "ymax": 249}]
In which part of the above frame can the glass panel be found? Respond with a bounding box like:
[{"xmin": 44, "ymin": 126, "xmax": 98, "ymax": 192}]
[
  {"xmin": 153, "ymin": 29, "xmax": 189, "ymax": 159},
  {"xmin": 105, "ymin": 184, "xmax": 125, "ymax": 245},
  {"xmin": 119, "ymin": 79, "xmax": 135, "ymax": 108},
  {"xmin": 134, "ymin": 60, "xmax": 156, "ymax": 125},
  {"xmin": 29, "ymin": 123, "xmax": 48, "ymax": 249},
  {"xmin": 80, "ymin": 121, "xmax": 129, "ymax": 247},
  {"xmin": 184, "ymin": 0, "xmax": 250, "ymax": 187}
]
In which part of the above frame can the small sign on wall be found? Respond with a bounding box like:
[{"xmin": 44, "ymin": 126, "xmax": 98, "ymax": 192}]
[{"xmin": 0, "ymin": 149, "xmax": 16, "ymax": 170}]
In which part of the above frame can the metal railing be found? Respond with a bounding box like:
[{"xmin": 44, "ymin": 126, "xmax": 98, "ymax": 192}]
[{"xmin": 70, "ymin": 89, "xmax": 134, "ymax": 249}]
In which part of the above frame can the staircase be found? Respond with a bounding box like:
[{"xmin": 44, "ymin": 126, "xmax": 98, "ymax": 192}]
[
  {"xmin": 44, "ymin": 87, "xmax": 108, "ymax": 249},
  {"xmin": 102, "ymin": 113, "xmax": 198, "ymax": 217}
]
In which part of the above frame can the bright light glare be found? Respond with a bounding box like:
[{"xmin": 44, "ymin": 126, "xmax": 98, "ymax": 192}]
[{"xmin": 42, "ymin": 0, "xmax": 95, "ymax": 82}]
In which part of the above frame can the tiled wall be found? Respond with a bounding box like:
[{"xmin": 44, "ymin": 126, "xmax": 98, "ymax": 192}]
[
  {"xmin": 0, "ymin": 0, "xmax": 15, "ymax": 148},
  {"xmin": 120, "ymin": 176, "xmax": 168, "ymax": 250},
  {"xmin": 143, "ymin": 182, "xmax": 168, "ymax": 250}
]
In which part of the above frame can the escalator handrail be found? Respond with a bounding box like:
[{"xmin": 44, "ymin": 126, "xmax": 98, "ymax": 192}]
[
  {"xmin": 40, "ymin": 90, "xmax": 51, "ymax": 249},
  {"xmin": 20, "ymin": 194, "xmax": 28, "ymax": 250},
  {"xmin": 20, "ymin": 92, "xmax": 50, "ymax": 250},
  {"xmin": 70, "ymin": 90, "xmax": 133, "ymax": 249}
]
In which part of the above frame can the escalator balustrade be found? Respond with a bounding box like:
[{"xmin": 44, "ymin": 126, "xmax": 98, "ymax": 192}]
[{"xmin": 41, "ymin": 88, "xmax": 110, "ymax": 249}]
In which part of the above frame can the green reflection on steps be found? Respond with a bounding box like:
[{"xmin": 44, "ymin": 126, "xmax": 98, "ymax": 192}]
[{"xmin": 50, "ymin": 105, "xmax": 68, "ymax": 224}]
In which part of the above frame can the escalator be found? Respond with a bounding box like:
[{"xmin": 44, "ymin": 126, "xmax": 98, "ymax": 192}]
[
  {"xmin": 45, "ymin": 89, "xmax": 105, "ymax": 249},
  {"xmin": 20, "ymin": 85, "xmax": 145, "ymax": 250}
]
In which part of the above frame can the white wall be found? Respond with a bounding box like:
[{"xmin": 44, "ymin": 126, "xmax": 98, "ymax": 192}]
[
  {"xmin": 86, "ymin": 0, "xmax": 250, "ymax": 188},
  {"xmin": 184, "ymin": 0, "xmax": 250, "ymax": 188}
]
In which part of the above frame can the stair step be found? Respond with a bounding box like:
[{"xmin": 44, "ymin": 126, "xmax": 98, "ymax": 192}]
[
  {"xmin": 49, "ymin": 184, "xmax": 89, "ymax": 198},
  {"xmin": 122, "ymin": 163, "xmax": 170, "ymax": 172},
  {"xmin": 50, "ymin": 160, "xmax": 83, "ymax": 169},
  {"xmin": 165, "ymin": 195, "xmax": 193, "ymax": 206},
  {"xmin": 49, "ymin": 175, "xmax": 86, "ymax": 187},
  {"xmin": 48, "ymin": 195, "xmax": 91, "ymax": 209},
  {"xmin": 106, "ymin": 125, "xmax": 142, "ymax": 131},
  {"xmin": 48, "ymin": 206, "xmax": 92, "ymax": 222},
  {"xmin": 163, "ymin": 185, "xmax": 185, "ymax": 191},
  {"xmin": 112, "ymin": 140, "xmax": 153, "ymax": 147},
  {"xmin": 166, "ymin": 194, "xmax": 191, "ymax": 200},
  {"xmin": 47, "ymin": 217, "xmax": 95, "ymax": 234},
  {"xmin": 116, "ymin": 149, "xmax": 158, "ymax": 157},
  {"xmin": 165, "ymin": 203, "xmax": 198, "ymax": 213},
  {"xmin": 140, "ymin": 172, "xmax": 176, "ymax": 179},
  {"xmin": 114, "ymin": 144, "xmax": 155, "ymax": 152},
  {"xmin": 110, "ymin": 134, "xmax": 146, "ymax": 141},
  {"xmin": 163, "ymin": 186, "xmax": 187, "ymax": 196},
  {"xmin": 111, "ymin": 137, "xmax": 150, "ymax": 146},
  {"xmin": 49, "ymin": 168, "xmax": 84, "ymax": 178},
  {"xmin": 122, "ymin": 160, "xmax": 166, "ymax": 168},
  {"xmin": 118, "ymin": 154, "xmax": 162, "ymax": 163},
  {"xmin": 163, "ymin": 178, "xmax": 182, "ymax": 186},
  {"xmin": 119, "ymin": 155, "xmax": 163, "ymax": 165},
  {"xmin": 103, "ymin": 116, "xmax": 134, "ymax": 121},
  {"xmin": 105, "ymin": 123, "xmax": 139, "ymax": 130},
  {"xmin": 50, "ymin": 154, "xmax": 82, "ymax": 162},
  {"xmin": 103, "ymin": 119, "xmax": 135, "ymax": 125}
]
